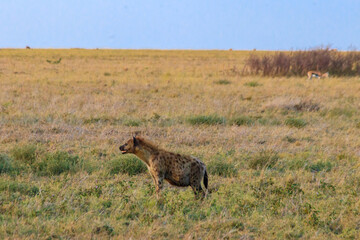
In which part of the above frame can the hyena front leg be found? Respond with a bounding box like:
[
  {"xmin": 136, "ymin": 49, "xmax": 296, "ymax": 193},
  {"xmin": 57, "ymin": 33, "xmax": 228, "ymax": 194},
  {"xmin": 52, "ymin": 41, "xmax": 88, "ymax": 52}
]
[
  {"xmin": 149, "ymin": 172, "xmax": 157, "ymax": 193},
  {"xmin": 154, "ymin": 173, "xmax": 164, "ymax": 200},
  {"xmin": 150, "ymin": 168, "xmax": 164, "ymax": 200}
]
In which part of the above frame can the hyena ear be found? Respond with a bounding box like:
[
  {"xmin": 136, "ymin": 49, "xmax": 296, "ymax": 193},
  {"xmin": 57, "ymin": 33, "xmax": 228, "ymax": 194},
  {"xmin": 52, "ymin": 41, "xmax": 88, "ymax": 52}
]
[{"xmin": 133, "ymin": 136, "xmax": 139, "ymax": 146}]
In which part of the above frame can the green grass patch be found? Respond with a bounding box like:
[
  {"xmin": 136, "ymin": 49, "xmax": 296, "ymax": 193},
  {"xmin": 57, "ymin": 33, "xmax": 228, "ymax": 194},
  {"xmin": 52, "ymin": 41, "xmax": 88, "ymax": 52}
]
[
  {"xmin": 0, "ymin": 154, "xmax": 17, "ymax": 174},
  {"xmin": 306, "ymin": 160, "xmax": 333, "ymax": 173},
  {"xmin": 214, "ymin": 79, "xmax": 231, "ymax": 85},
  {"xmin": 257, "ymin": 116, "xmax": 282, "ymax": 126},
  {"xmin": 207, "ymin": 152, "xmax": 237, "ymax": 177},
  {"xmin": 46, "ymin": 58, "xmax": 61, "ymax": 64},
  {"xmin": 244, "ymin": 81, "xmax": 261, "ymax": 87},
  {"xmin": 283, "ymin": 157, "xmax": 307, "ymax": 171},
  {"xmin": 248, "ymin": 150, "xmax": 279, "ymax": 170},
  {"xmin": 186, "ymin": 115, "xmax": 226, "ymax": 125},
  {"xmin": 283, "ymin": 136, "xmax": 297, "ymax": 143},
  {"xmin": 108, "ymin": 155, "xmax": 147, "ymax": 176},
  {"xmin": 35, "ymin": 151, "xmax": 82, "ymax": 176},
  {"xmin": 328, "ymin": 107, "xmax": 355, "ymax": 118},
  {"xmin": 124, "ymin": 119, "xmax": 142, "ymax": 127},
  {"xmin": 92, "ymin": 224, "xmax": 115, "ymax": 237},
  {"xmin": 83, "ymin": 116, "xmax": 113, "ymax": 124},
  {"xmin": 285, "ymin": 117, "xmax": 307, "ymax": 128},
  {"xmin": 207, "ymin": 160, "xmax": 237, "ymax": 177},
  {"xmin": 0, "ymin": 180, "xmax": 39, "ymax": 196},
  {"xmin": 230, "ymin": 116, "xmax": 255, "ymax": 126},
  {"xmin": 10, "ymin": 144, "xmax": 37, "ymax": 165}
]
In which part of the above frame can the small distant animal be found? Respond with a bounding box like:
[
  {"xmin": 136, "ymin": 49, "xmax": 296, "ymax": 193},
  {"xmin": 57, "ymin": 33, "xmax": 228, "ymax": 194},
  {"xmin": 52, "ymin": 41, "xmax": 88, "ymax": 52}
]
[
  {"xmin": 307, "ymin": 71, "xmax": 329, "ymax": 80},
  {"xmin": 119, "ymin": 136, "xmax": 208, "ymax": 199},
  {"xmin": 26, "ymin": 46, "xmax": 31, "ymax": 49}
]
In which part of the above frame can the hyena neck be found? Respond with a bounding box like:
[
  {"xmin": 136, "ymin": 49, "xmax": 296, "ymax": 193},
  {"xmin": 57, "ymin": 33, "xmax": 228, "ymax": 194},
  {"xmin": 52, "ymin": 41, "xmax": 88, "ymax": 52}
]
[{"xmin": 134, "ymin": 140, "xmax": 159, "ymax": 166}]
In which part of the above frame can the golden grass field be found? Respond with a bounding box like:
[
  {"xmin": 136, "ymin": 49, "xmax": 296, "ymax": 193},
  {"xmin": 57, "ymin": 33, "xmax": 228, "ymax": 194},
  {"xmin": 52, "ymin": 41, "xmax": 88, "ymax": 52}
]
[{"xmin": 0, "ymin": 49, "xmax": 360, "ymax": 239}]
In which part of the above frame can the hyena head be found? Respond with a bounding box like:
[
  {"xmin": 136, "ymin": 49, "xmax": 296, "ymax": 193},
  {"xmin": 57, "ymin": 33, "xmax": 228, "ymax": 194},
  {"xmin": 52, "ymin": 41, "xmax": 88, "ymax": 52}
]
[{"xmin": 119, "ymin": 137, "xmax": 139, "ymax": 154}]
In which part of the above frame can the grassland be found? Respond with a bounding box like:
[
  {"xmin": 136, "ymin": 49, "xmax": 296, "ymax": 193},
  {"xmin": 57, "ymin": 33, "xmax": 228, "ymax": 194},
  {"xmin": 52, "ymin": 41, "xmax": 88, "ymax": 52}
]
[{"xmin": 0, "ymin": 49, "xmax": 360, "ymax": 239}]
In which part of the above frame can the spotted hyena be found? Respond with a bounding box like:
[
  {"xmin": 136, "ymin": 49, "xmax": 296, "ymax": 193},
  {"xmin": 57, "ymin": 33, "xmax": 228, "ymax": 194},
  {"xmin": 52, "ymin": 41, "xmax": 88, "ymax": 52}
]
[{"xmin": 119, "ymin": 136, "xmax": 208, "ymax": 199}]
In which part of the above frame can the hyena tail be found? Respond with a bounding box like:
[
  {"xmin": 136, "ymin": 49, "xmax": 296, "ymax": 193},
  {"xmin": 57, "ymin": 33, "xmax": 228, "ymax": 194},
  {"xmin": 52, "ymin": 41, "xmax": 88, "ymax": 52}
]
[{"xmin": 203, "ymin": 170, "xmax": 208, "ymax": 190}]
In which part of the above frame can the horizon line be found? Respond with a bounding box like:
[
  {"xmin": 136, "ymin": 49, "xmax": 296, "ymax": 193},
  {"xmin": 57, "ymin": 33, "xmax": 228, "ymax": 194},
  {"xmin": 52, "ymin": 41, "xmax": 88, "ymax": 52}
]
[{"xmin": 0, "ymin": 47, "xmax": 355, "ymax": 52}]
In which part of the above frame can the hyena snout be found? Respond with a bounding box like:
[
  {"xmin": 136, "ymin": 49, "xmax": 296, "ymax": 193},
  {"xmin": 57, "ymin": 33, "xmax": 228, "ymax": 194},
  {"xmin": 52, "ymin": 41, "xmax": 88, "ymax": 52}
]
[{"xmin": 119, "ymin": 144, "xmax": 127, "ymax": 154}]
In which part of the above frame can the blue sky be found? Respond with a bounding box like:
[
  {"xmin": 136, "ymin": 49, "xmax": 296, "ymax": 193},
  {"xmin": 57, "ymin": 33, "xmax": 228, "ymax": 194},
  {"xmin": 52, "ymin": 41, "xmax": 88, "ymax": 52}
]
[{"xmin": 0, "ymin": 0, "xmax": 359, "ymax": 50}]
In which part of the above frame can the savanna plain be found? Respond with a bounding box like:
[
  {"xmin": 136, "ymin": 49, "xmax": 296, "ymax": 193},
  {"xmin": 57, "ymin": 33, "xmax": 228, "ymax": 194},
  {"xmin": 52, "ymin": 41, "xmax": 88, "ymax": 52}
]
[{"xmin": 0, "ymin": 49, "xmax": 360, "ymax": 239}]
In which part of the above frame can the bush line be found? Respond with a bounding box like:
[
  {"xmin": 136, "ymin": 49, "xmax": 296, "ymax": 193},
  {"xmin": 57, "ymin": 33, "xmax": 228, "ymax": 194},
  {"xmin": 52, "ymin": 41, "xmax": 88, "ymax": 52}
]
[{"xmin": 244, "ymin": 48, "xmax": 360, "ymax": 77}]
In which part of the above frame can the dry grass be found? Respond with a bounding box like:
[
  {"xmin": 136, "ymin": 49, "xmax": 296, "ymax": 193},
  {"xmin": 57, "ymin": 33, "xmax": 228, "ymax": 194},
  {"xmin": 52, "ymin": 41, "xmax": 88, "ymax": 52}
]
[{"xmin": 0, "ymin": 49, "xmax": 360, "ymax": 239}]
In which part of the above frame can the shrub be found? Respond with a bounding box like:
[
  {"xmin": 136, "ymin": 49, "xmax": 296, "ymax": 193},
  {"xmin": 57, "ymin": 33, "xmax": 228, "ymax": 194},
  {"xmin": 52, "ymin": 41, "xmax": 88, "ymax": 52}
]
[
  {"xmin": 36, "ymin": 151, "xmax": 82, "ymax": 176},
  {"xmin": 11, "ymin": 144, "xmax": 37, "ymax": 165},
  {"xmin": 285, "ymin": 118, "xmax": 307, "ymax": 128},
  {"xmin": 108, "ymin": 155, "xmax": 147, "ymax": 176},
  {"xmin": 0, "ymin": 154, "xmax": 16, "ymax": 174},
  {"xmin": 230, "ymin": 116, "xmax": 254, "ymax": 126},
  {"xmin": 248, "ymin": 150, "xmax": 279, "ymax": 170},
  {"xmin": 186, "ymin": 115, "xmax": 226, "ymax": 125},
  {"xmin": 207, "ymin": 160, "xmax": 237, "ymax": 177}
]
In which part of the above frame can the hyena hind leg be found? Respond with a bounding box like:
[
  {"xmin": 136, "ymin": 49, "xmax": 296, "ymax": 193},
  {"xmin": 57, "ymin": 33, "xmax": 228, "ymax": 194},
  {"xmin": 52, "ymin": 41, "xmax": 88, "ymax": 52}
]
[{"xmin": 191, "ymin": 184, "xmax": 205, "ymax": 199}]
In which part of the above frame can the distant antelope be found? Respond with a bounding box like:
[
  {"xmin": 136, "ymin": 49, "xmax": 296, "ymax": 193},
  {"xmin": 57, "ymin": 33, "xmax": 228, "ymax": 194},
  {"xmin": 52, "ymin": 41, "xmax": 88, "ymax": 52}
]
[
  {"xmin": 307, "ymin": 71, "xmax": 329, "ymax": 80},
  {"xmin": 26, "ymin": 46, "xmax": 31, "ymax": 49}
]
